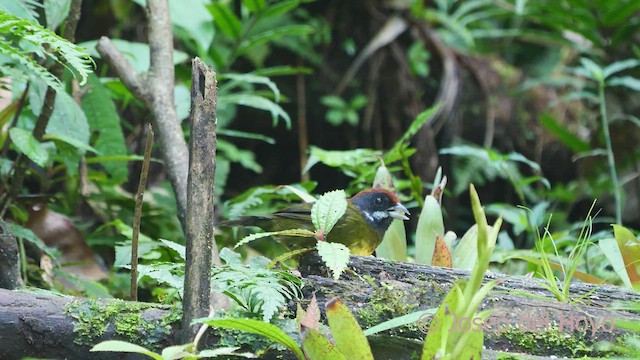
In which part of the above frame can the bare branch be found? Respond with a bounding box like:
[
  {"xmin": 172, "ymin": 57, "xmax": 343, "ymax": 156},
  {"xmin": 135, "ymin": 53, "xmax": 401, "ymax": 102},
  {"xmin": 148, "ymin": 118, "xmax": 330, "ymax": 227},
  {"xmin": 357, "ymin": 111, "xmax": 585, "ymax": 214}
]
[
  {"xmin": 96, "ymin": 37, "xmax": 152, "ymax": 105},
  {"xmin": 146, "ymin": 0, "xmax": 189, "ymax": 230},
  {"xmin": 96, "ymin": 0, "xmax": 190, "ymax": 232}
]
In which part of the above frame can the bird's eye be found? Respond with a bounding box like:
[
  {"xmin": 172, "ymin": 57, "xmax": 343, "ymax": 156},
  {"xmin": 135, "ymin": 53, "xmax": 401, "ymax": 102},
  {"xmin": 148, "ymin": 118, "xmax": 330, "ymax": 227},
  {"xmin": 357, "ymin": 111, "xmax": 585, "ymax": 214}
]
[{"xmin": 374, "ymin": 197, "xmax": 383, "ymax": 206}]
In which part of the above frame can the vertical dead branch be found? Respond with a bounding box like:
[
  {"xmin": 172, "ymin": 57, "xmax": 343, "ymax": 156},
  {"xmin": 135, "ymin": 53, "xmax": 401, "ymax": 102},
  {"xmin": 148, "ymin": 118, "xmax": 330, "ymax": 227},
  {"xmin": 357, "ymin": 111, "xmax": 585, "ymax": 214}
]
[
  {"xmin": 181, "ymin": 58, "xmax": 219, "ymax": 342},
  {"xmin": 131, "ymin": 124, "xmax": 154, "ymax": 301}
]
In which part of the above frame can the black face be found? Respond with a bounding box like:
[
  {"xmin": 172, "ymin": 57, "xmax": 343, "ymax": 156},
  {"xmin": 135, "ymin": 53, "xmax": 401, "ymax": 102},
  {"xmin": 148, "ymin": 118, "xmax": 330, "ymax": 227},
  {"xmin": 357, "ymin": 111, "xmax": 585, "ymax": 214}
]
[{"xmin": 351, "ymin": 191, "xmax": 396, "ymax": 234}]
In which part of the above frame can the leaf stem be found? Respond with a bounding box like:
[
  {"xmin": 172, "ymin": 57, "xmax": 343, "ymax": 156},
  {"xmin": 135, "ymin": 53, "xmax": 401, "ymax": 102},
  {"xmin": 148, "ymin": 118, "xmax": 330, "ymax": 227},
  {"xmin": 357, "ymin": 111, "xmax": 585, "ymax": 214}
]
[{"xmin": 598, "ymin": 82, "xmax": 622, "ymax": 224}]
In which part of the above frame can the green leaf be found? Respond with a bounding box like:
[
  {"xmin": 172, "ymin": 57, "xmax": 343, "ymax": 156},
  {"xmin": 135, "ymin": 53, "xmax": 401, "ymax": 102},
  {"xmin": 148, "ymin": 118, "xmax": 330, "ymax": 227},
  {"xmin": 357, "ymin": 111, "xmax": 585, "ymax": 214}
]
[
  {"xmin": 282, "ymin": 185, "xmax": 317, "ymax": 203},
  {"xmin": 376, "ymin": 219, "xmax": 407, "ymax": 261},
  {"xmin": 238, "ymin": 25, "xmax": 315, "ymax": 56},
  {"xmin": 261, "ymin": 0, "xmax": 301, "ymax": 19},
  {"xmin": 539, "ymin": 113, "xmax": 590, "ymax": 153},
  {"xmin": 207, "ymin": 3, "xmax": 242, "ymax": 39},
  {"xmin": 301, "ymin": 327, "xmax": 347, "ymax": 360},
  {"xmin": 311, "ymin": 190, "xmax": 347, "ymax": 236},
  {"xmin": 159, "ymin": 239, "xmax": 186, "ymax": 260},
  {"xmin": 303, "ymin": 147, "xmax": 378, "ymax": 176},
  {"xmin": 218, "ymin": 129, "xmax": 275, "ymax": 144},
  {"xmin": 9, "ymin": 128, "xmax": 49, "ymax": 167},
  {"xmin": 242, "ymin": 0, "xmax": 265, "ymax": 12},
  {"xmin": 46, "ymin": 90, "xmax": 90, "ymax": 150},
  {"xmin": 0, "ymin": 11, "xmax": 94, "ymax": 85},
  {"xmin": 415, "ymin": 195, "xmax": 444, "ymax": 265},
  {"xmin": 42, "ymin": 133, "xmax": 98, "ymax": 154},
  {"xmin": 421, "ymin": 283, "xmax": 463, "ymax": 359},
  {"xmin": 612, "ymin": 225, "xmax": 640, "ymax": 289},
  {"xmin": 219, "ymin": 73, "xmax": 281, "ymax": 102},
  {"xmin": 197, "ymin": 318, "xmax": 305, "ymax": 360},
  {"xmin": 321, "ymin": 95, "xmax": 347, "ymax": 109},
  {"xmin": 7, "ymin": 222, "xmax": 60, "ymax": 259},
  {"xmin": 218, "ymin": 139, "xmax": 262, "ymax": 173},
  {"xmin": 364, "ymin": 308, "xmax": 437, "ymax": 336},
  {"xmin": 579, "ymin": 57, "xmax": 604, "ymax": 83},
  {"xmin": 168, "ymin": 0, "xmax": 214, "ymax": 54},
  {"xmin": 81, "ymin": 74, "xmax": 128, "ymax": 183},
  {"xmin": 599, "ymin": 238, "xmax": 632, "ymax": 289},
  {"xmin": 396, "ymin": 104, "xmax": 442, "ymax": 146},
  {"xmin": 219, "ymin": 93, "xmax": 291, "ymax": 128},
  {"xmin": 197, "ymin": 347, "xmax": 254, "ymax": 358},
  {"xmin": 607, "ymin": 76, "xmax": 640, "ymax": 91},
  {"xmin": 44, "ymin": 0, "xmax": 70, "ymax": 30},
  {"xmin": 160, "ymin": 344, "xmax": 192, "ymax": 360},
  {"xmin": 452, "ymin": 224, "xmax": 479, "ymax": 270},
  {"xmin": 317, "ymin": 241, "xmax": 350, "ymax": 280},
  {"xmin": 90, "ymin": 340, "xmax": 162, "ymax": 360},
  {"xmin": 603, "ymin": 59, "xmax": 640, "ymax": 78},
  {"xmin": 325, "ymin": 298, "xmax": 374, "ymax": 359},
  {"xmin": 0, "ymin": 0, "xmax": 39, "ymax": 23}
]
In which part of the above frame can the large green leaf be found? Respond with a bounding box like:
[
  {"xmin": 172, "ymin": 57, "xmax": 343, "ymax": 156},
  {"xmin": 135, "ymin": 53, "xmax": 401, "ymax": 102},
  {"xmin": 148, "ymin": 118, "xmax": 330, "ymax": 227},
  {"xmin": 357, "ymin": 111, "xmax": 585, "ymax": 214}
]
[
  {"xmin": 44, "ymin": 0, "xmax": 70, "ymax": 30},
  {"xmin": 599, "ymin": 237, "xmax": 632, "ymax": 289},
  {"xmin": 197, "ymin": 318, "xmax": 305, "ymax": 360},
  {"xmin": 90, "ymin": 340, "xmax": 161, "ymax": 360},
  {"xmin": 0, "ymin": 0, "xmax": 39, "ymax": 23},
  {"xmin": 311, "ymin": 190, "xmax": 347, "ymax": 236},
  {"xmin": 218, "ymin": 93, "xmax": 291, "ymax": 128},
  {"xmin": 301, "ymin": 327, "xmax": 347, "ymax": 360},
  {"xmin": 415, "ymin": 195, "xmax": 444, "ymax": 265},
  {"xmin": 539, "ymin": 113, "xmax": 589, "ymax": 153},
  {"xmin": 207, "ymin": 3, "xmax": 242, "ymax": 39},
  {"xmin": 9, "ymin": 128, "xmax": 49, "ymax": 167},
  {"xmin": 81, "ymin": 74, "xmax": 129, "ymax": 183},
  {"xmin": 47, "ymin": 90, "xmax": 90, "ymax": 146},
  {"xmin": 325, "ymin": 298, "xmax": 374, "ymax": 359}
]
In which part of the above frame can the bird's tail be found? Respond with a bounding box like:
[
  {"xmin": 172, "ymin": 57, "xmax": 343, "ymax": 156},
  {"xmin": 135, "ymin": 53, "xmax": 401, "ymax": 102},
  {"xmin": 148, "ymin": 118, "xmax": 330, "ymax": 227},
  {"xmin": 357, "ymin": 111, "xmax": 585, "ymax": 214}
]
[{"xmin": 218, "ymin": 216, "xmax": 271, "ymax": 227}]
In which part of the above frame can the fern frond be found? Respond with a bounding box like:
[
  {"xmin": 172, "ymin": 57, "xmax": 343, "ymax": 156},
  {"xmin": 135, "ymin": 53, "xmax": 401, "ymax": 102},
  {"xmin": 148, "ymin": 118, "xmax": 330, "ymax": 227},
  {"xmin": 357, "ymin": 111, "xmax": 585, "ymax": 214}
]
[
  {"xmin": 0, "ymin": 39, "xmax": 62, "ymax": 91},
  {"xmin": 0, "ymin": 10, "xmax": 94, "ymax": 88}
]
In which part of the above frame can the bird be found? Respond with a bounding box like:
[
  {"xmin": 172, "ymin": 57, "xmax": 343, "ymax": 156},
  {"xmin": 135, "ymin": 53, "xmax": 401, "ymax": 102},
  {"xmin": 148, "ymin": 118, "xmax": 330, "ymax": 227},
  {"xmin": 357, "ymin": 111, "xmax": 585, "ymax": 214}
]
[{"xmin": 220, "ymin": 188, "xmax": 410, "ymax": 256}]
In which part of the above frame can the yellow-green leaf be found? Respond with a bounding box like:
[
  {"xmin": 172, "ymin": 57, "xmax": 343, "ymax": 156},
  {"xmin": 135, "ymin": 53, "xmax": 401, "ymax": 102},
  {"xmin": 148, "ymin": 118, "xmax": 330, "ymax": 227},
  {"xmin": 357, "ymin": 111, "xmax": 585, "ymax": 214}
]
[
  {"xmin": 301, "ymin": 327, "xmax": 347, "ymax": 360},
  {"xmin": 415, "ymin": 195, "xmax": 444, "ymax": 264},
  {"xmin": 326, "ymin": 298, "xmax": 373, "ymax": 360}
]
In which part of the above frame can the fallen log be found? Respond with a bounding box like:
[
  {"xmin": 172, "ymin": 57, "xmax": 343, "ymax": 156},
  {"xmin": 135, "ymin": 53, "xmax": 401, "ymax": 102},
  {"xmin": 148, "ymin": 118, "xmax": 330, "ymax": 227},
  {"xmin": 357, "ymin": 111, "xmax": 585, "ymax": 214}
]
[{"xmin": 1, "ymin": 254, "xmax": 639, "ymax": 359}]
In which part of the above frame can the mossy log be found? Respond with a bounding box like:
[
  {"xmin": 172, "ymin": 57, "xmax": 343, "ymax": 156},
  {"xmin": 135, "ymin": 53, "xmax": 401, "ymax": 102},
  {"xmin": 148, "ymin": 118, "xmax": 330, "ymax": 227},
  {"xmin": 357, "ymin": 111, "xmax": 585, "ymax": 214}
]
[
  {"xmin": 0, "ymin": 289, "xmax": 179, "ymax": 360},
  {"xmin": 296, "ymin": 253, "xmax": 640, "ymax": 359},
  {"xmin": 1, "ymin": 254, "xmax": 640, "ymax": 359}
]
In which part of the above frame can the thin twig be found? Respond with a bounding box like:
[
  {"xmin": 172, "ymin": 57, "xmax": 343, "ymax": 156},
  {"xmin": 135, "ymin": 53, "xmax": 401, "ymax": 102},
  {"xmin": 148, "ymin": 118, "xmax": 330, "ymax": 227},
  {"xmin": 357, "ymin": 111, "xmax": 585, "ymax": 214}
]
[
  {"xmin": 131, "ymin": 124, "xmax": 154, "ymax": 301},
  {"xmin": 296, "ymin": 57, "xmax": 309, "ymax": 182}
]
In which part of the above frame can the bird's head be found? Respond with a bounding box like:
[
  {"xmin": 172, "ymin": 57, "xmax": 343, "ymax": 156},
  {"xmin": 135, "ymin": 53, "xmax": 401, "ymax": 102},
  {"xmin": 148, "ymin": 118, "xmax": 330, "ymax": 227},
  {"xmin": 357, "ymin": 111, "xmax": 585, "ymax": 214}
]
[{"xmin": 350, "ymin": 188, "xmax": 410, "ymax": 235}]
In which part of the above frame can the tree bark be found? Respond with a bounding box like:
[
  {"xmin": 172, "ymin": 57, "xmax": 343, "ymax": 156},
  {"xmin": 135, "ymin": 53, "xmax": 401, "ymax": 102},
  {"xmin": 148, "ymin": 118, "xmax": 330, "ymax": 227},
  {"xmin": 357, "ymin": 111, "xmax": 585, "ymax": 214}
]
[
  {"xmin": 1, "ymin": 255, "xmax": 639, "ymax": 359},
  {"xmin": 96, "ymin": 0, "xmax": 190, "ymax": 232},
  {"xmin": 181, "ymin": 58, "xmax": 219, "ymax": 341}
]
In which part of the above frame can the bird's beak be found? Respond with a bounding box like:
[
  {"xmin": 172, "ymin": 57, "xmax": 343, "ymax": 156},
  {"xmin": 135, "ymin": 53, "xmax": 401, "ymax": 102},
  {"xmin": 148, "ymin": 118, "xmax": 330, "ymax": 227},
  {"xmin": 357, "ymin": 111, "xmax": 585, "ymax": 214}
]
[{"xmin": 389, "ymin": 203, "xmax": 410, "ymax": 221}]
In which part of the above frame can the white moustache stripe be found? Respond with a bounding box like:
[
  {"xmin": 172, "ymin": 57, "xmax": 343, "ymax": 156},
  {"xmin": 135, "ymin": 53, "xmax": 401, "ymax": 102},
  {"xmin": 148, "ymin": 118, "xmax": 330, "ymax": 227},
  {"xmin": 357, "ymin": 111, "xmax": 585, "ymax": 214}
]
[{"xmin": 372, "ymin": 211, "xmax": 389, "ymax": 221}]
